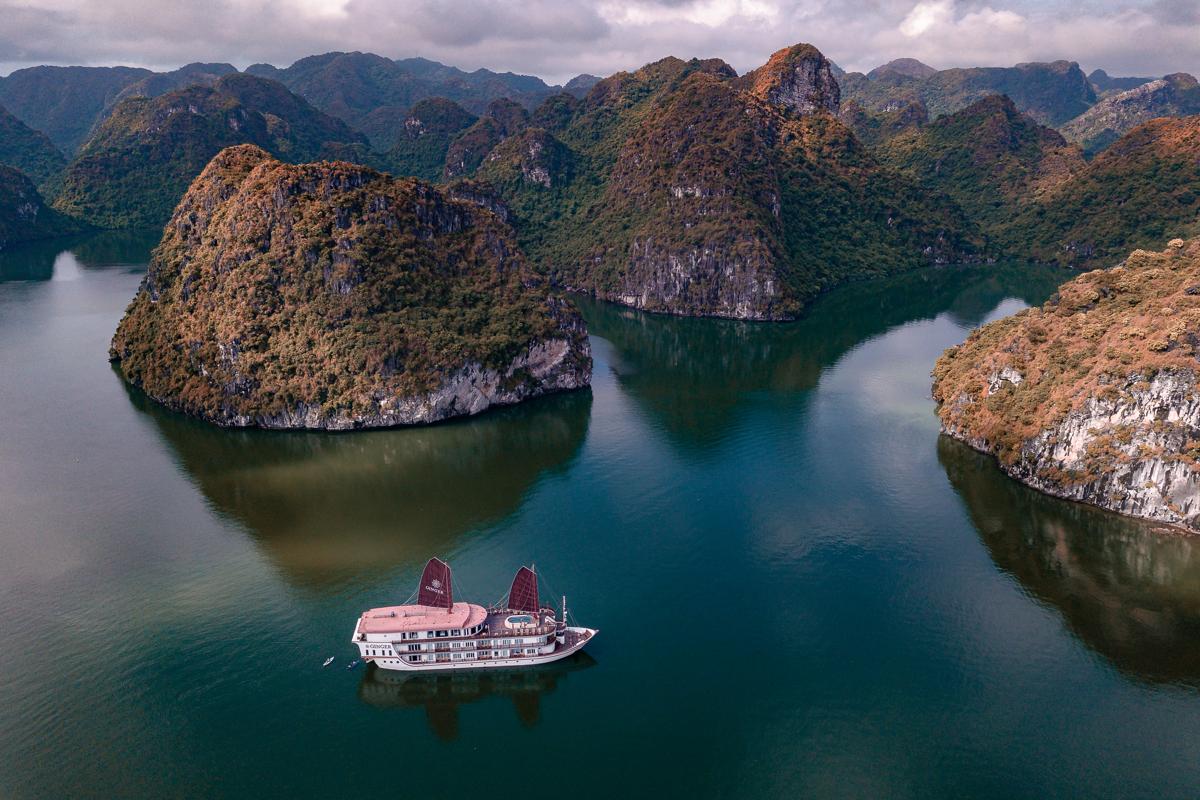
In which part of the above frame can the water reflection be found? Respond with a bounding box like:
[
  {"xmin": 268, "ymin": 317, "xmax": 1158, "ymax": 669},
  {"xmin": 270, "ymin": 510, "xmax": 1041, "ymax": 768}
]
[
  {"xmin": 0, "ymin": 229, "xmax": 159, "ymax": 282},
  {"xmin": 579, "ymin": 263, "xmax": 1067, "ymax": 452},
  {"xmin": 939, "ymin": 436, "xmax": 1200, "ymax": 686},
  {"xmin": 129, "ymin": 387, "xmax": 592, "ymax": 588},
  {"xmin": 357, "ymin": 653, "xmax": 597, "ymax": 741}
]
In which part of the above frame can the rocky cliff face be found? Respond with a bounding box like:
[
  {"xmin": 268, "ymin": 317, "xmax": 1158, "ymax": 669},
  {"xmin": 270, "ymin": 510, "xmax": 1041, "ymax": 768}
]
[
  {"xmin": 739, "ymin": 44, "xmax": 840, "ymax": 115},
  {"xmin": 461, "ymin": 47, "xmax": 975, "ymax": 320},
  {"xmin": 933, "ymin": 239, "xmax": 1200, "ymax": 530},
  {"xmin": 1061, "ymin": 73, "xmax": 1200, "ymax": 155},
  {"xmin": 110, "ymin": 145, "xmax": 590, "ymax": 430}
]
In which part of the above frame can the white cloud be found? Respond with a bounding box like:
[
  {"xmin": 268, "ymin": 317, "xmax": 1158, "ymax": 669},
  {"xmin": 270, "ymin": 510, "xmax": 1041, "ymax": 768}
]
[
  {"xmin": 899, "ymin": 0, "xmax": 953, "ymax": 37},
  {"xmin": 291, "ymin": 0, "xmax": 351, "ymax": 20}
]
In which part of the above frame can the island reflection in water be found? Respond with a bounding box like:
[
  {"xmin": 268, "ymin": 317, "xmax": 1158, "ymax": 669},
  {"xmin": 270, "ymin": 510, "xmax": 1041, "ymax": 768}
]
[
  {"xmin": 128, "ymin": 386, "xmax": 591, "ymax": 588},
  {"xmin": 578, "ymin": 262, "xmax": 1068, "ymax": 453},
  {"xmin": 0, "ymin": 228, "xmax": 160, "ymax": 282},
  {"xmin": 939, "ymin": 436, "xmax": 1200, "ymax": 686},
  {"xmin": 357, "ymin": 652, "xmax": 597, "ymax": 741}
]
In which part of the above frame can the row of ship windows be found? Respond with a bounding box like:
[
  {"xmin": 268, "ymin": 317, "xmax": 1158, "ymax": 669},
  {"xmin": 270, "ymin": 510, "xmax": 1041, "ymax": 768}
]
[
  {"xmin": 398, "ymin": 637, "xmax": 547, "ymax": 651},
  {"xmin": 395, "ymin": 623, "xmax": 485, "ymax": 640},
  {"xmin": 403, "ymin": 648, "xmax": 541, "ymax": 663}
]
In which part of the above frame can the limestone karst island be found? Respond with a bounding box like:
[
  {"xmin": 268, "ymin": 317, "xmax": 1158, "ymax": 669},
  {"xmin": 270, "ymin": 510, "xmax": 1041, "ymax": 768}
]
[{"xmin": 4, "ymin": 2, "xmax": 1200, "ymax": 798}]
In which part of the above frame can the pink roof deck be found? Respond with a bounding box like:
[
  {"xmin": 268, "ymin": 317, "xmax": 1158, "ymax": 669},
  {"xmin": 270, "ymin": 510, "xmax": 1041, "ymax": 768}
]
[{"xmin": 358, "ymin": 602, "xmax": 487, "ymax": 634}]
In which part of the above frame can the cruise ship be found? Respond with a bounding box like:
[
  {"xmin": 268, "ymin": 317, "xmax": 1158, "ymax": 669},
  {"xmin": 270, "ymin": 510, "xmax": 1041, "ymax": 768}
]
[{"xmin": 351, "ymin": 558, "xmax": 597, "ymax": 672}]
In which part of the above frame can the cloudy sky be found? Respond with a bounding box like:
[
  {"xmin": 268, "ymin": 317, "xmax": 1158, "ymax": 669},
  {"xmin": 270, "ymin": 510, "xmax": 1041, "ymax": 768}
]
[{"xmin": 1, "ymin": 0, "xmax": 1197, "ymax": 83}]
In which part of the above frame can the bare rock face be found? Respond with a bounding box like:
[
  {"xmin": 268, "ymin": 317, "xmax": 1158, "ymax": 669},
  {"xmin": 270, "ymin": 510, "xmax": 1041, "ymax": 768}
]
[
  {"xmin": 740, "ymin": 43, "xmax": 841, "ymax": 116},
  {"xmin": 440, "ymin": 44, "xmax": 975, "ymax": 321},
  {"xmin": 1060, "ymin": 72, "xmax": 1200, "ymax": 155},
  {"xmin": 110, "ymin": 144, "xmax": 590, "ymax": 430},
  {"xmin": 933, "ymin": 239, "xmax": 1200, "ymax": 530}
]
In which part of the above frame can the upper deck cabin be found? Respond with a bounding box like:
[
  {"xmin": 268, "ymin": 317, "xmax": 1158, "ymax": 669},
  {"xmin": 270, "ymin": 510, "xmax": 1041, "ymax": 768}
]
[{"xmin": 357, "ymin": 602, "xmax": 487, "ymax": 639}]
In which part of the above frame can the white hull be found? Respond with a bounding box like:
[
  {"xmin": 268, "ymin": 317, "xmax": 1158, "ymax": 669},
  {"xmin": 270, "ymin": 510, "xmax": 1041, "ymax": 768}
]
[{"xmin": 366, "ymin": 627, "xmax": 597, "ymax": 673}]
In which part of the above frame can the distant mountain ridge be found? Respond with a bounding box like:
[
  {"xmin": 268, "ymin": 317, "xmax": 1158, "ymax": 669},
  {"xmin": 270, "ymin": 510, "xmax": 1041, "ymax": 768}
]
[
  {"xmin": 1088, "ymin": 69, "xmax": 1155, "ymax": 97},
  {"xmin": 841, "ymin": 59, "xmax": 1096, "ymax": 126},
  {"xmin": 0, "ymin": 65, "xmax": 153, "ymax": 154},
  {"xmin": 0, "ymin": 54, "xmax": 592, "ymax": 155},
  {"xmin": 246, "ymin": 52, "xmax": 595, "ymax": 148},
  {"xmin": 52, "ymin": 73, "xmax": 367, "ymax": 228},
  {"xmin": 874, "ymin": 91, "xmax": 1200, "ymax": 267}
]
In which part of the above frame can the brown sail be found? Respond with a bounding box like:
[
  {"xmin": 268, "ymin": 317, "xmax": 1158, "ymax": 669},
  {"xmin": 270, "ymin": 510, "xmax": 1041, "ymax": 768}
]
[
  {"xmin": 417, "ymin": 557, "xmax": 453, "ymax": 609},
  {"xmin": 507, "ymin": 566, "xmax": 540, "ymax": 613}
]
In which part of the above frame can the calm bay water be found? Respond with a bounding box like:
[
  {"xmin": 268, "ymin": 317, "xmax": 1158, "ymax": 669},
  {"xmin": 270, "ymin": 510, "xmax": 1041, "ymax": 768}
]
[{"xmin": 3, "ymin": 235, "xmax": 1200, "ymax": 798}]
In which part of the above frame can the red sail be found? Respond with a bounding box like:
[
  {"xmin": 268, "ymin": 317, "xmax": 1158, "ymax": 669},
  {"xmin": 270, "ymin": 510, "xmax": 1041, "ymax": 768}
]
[
  {"xmin": 508, "ymin": 566, "xmax": 539, "ymax": 613},
  {"xmin": 417, "ymin": 558, "xmax": 453, "ymax": 609}
]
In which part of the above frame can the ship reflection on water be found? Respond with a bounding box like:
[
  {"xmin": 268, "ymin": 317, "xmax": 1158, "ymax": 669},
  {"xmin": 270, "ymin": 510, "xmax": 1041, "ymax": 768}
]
[{"xmin": 357, "ymin": 652, "xmax": 598, "ymax": 741}]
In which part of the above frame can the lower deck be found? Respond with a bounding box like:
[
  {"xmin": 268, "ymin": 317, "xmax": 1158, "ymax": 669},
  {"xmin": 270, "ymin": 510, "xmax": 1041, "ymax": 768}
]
[{"xmin": 362, "ymin": 627, "xmax": 596, "ymax": 672}]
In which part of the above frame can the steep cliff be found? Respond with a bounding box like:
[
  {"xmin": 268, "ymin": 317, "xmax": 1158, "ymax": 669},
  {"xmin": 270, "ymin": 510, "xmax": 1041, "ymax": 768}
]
[
  {"xmin": 736, "ymin": 43, "xmax": 841, "ymax": 115},
  {"xmin": 932, "ymin": 239, "xmax": 1200, "ymax": 530},
  {"xmin": 1061, "ymin": 73, "xmax": 1200, "ymax": 155},
  {"xmin": 110, "ymin": 145, "xmax": 590, "ymax": 429},
  {"xmin": 464, "ymin": 46, "xmax": 976, "ymax": 320}
]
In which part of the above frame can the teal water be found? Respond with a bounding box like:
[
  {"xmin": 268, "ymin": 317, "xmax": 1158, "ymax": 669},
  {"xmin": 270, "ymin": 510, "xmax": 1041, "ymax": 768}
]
[{"xmin": 3, "ymin": 235, "xmax": 1200, "ymax": 798}]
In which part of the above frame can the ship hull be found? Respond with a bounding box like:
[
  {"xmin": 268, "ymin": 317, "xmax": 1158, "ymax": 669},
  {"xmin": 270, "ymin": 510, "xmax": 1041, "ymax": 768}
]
[{"xmin": 365, "ymin": 627, "xmax": 597, "ymax": 673}]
